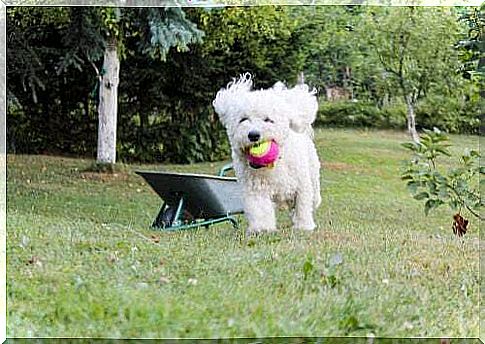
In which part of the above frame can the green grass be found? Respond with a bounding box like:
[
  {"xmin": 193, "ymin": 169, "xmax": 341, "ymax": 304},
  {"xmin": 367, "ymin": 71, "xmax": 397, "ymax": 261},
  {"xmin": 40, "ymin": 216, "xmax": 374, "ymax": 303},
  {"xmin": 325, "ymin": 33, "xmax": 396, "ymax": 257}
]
[{"xmin": 7, "ymin": 129, "xmax": 479, "ymax": 338}]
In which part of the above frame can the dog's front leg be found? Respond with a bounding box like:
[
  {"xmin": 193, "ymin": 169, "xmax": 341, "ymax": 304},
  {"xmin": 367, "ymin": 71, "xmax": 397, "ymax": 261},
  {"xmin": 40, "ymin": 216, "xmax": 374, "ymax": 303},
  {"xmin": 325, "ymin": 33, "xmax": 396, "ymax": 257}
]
[
  {"xmin": 243, "ymin": 193, "xmax": 276, "ymax": 234},
  {"xmin": 292, "ymin": 189, "xmax": 316, "ymax": 231}
]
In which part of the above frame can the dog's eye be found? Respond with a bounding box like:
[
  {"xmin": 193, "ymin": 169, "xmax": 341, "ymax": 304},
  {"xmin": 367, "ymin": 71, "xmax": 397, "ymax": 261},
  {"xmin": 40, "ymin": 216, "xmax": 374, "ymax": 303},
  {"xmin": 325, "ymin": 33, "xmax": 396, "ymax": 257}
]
[
  {"xmin": 264, "ymin": 117, "xmax": 274, "ymax": 123},
  {"xmin": 239, "ymin": 117, "xmax": 249, "ymax": 124}
]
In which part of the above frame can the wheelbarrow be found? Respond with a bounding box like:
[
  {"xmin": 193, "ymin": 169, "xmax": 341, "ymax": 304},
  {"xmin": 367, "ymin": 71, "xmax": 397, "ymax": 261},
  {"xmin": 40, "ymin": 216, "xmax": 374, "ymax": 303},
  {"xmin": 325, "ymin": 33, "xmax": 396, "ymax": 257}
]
[{"xmin": 135, "ymin": 164, "xmax": 244, "ymax": 231}]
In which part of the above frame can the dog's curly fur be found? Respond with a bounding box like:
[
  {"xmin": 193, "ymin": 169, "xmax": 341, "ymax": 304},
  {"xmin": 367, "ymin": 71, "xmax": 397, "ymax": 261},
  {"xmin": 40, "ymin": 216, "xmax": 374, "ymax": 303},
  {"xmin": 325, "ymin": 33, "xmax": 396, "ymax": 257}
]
[{"xmin": 213, "ymin": 73, "xmax": 321, "ymax": 233}]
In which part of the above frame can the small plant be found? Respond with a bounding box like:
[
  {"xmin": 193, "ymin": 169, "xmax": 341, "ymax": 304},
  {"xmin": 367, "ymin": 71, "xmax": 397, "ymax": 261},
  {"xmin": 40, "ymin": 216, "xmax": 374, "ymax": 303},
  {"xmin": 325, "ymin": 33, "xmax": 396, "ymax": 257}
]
[
  {"xmin": 300, "ymin": 253, "xmax": 343, "ymax": 292},
  {"xmin": 401, "ymin": 127, "xmax": 484, "ymax": 234}
]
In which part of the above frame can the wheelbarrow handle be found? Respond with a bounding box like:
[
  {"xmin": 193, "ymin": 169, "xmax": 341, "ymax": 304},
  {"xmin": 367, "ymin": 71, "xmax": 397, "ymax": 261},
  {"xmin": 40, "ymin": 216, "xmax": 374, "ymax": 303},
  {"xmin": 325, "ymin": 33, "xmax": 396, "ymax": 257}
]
[{"xmin": 218, "ymin": 163, "xmax": 234, "ymax": 177}]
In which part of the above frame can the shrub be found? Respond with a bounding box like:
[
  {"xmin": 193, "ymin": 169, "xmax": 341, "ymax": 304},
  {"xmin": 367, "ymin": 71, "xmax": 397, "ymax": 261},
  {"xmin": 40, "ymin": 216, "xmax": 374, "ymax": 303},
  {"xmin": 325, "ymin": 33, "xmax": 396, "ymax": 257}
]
[
  {"xmin": 401, "ymin": 128, "xmax": 483, "ymax": 234},
  {"xmin": 415, "ymin": 94, "xmax": 480, "ymax": 134},
  {"xmin": 315, "ymin": 100, "xmax": 406, "ymax": 129},
  {"xmin": 315, "ymin": 95, "xmax": 480, "ymax": 135}
]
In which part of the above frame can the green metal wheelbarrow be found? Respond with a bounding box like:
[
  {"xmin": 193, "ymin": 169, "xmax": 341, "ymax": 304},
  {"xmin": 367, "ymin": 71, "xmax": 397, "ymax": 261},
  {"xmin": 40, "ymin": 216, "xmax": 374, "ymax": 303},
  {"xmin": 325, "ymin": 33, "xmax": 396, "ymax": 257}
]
[{"xmin": 135, "ymin": 164, "xmax": 244, "ymax": 231}]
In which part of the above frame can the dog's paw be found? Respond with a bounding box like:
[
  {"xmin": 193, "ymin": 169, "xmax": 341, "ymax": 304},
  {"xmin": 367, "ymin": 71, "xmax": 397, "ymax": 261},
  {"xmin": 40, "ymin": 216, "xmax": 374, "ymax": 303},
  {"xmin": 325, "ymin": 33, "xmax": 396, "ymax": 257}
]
[{"xmin": 293, "ymin": 221, "xmax": 316, "ymax": 231}]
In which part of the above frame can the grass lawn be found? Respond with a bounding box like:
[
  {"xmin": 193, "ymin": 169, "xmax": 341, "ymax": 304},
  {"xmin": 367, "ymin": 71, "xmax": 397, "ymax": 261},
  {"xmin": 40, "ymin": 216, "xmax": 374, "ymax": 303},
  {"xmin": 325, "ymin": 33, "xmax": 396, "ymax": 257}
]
[{"xmin": 6, "ymin": 128, "xmax": 480, "ymax": 338}]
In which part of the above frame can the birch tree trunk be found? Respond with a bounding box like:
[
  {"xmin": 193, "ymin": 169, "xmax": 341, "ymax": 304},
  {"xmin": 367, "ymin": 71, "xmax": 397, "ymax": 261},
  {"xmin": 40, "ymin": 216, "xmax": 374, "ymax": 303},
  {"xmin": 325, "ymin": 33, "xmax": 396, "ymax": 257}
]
[
  {"xmin": 297, "ymin": 71, "xmax": 305, "ymax": 85},
  {"xmin": 97, "ymin": 38, "xmax": 120, "ymax": 164},
  {"xmin": 404, "ymin": 94, "xmax": 420, "ymax": 143}
]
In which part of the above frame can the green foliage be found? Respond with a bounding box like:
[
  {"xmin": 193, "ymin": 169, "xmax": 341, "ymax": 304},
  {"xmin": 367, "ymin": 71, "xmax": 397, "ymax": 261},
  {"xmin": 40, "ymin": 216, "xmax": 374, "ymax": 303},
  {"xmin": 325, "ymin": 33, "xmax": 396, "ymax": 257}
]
[
  {"xmin": 456, "ymin": 5, "xmax": 484, "ymax": 85},
  {"xmin": 401, "ymin": 128, "xmax": 483, "ymax": 219},
  {"xmin": 6, "ymin": 6, "xmax": 481, "ymax": 164},
  {"xmin": 291, "ymin": 6, "xmax": 360, "ymax": 91},
  {"xmin": 137, "ymin": 8, "xmax": 204, "ymax": 60},
  {"xmin": 197, "ymin": 6, "xmax": 300, "ymax": 86},
  {"xmin": 415, "ymin": 94, "xmax": 481, "ymax": 135},
  {"xmin": 315, "ymin": 100, "xmax": 405, "ymax": 129},
  {"xmin": 357, "ymin": 7, "xmax": 462, "ymax": 102}
]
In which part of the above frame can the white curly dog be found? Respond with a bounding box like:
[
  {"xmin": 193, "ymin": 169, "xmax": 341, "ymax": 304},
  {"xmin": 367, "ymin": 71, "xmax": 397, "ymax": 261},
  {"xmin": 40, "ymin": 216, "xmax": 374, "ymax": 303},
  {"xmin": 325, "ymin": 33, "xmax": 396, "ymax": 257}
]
[{"xmin": 213, "ymin": 73, "xmax": 321, "ymax": 233}]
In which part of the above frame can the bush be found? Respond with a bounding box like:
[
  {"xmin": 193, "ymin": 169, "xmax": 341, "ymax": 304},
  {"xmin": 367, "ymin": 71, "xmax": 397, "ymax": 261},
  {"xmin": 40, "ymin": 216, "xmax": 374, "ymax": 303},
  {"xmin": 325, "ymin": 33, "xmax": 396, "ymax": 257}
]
[
  {"xmin": 315, "ymin": 100, "xmax": 406, "ymax": 129},
  {"xmin": 415, "ymin": 95, "xmax": 481, "ymax": 135},
  {"xmin": 315, "ymin": 95, "xmax": 481, "ymax": 135},
  {"xmin": 401, "ymin": 127, "xmax": 483, "ymax": 232}
]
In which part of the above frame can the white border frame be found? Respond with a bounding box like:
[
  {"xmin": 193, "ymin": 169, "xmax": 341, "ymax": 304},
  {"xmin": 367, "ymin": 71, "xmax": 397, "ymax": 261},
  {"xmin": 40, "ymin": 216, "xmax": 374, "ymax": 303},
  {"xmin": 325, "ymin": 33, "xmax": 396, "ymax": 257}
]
[
  {"xmin": 1, "ymin": 2, "xmax": 482, "ymax": 342},
  {"xmin": 1, "ymin": 0, "xmax": 6, "ymax": 342}
]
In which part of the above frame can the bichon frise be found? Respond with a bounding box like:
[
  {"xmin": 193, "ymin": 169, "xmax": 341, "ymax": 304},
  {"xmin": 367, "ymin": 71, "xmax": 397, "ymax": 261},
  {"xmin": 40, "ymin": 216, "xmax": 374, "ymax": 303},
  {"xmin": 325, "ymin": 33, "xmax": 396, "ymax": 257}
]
[{"xmin": 213, "ymin": 73, "xmax": 321, "ymax": 233}]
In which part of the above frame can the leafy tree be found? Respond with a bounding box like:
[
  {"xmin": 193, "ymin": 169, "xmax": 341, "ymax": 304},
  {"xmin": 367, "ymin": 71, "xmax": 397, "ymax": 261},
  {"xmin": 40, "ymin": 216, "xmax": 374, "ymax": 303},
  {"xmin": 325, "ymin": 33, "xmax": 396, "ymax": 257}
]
[
  {"xmin": 7, "ymin": 7, "xmax": 100, "ymax": 155},
  {"xmin": 7, "ymin": 6, "xmax": 479, "ymax": 164},
  {"xmin": 456, "ymin": 5, "xmax": 484, "ymax": 86},
  {"xmin": 357, "ymin": 7, "xmax": 463, "ymax": 142},
  {"xmin": 289, "ymin": 6, "xmax": 361, "ymax": 94},
  {"xmin": 8, "ymin": 7, "xmax": 203, "ymax": 165},
  {"xmin": 197, "ymin": 6, "xmax": 299, "ymax": 86}
]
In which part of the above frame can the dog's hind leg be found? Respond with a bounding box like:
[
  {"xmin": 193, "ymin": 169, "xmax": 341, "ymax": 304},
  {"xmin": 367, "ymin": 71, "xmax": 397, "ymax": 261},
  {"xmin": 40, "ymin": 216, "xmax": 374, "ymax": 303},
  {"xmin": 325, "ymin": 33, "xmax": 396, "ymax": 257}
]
[
  {"xmin": 309, "ymin": 147, "xmax": 322, "ymax": 211},
  {"xmin": 243, "ymin": 193, "xmax": 277, "ymax": 234},
  {"xmin": 312, "ymin": 170, "xmax": 322, "ymax": 210}
]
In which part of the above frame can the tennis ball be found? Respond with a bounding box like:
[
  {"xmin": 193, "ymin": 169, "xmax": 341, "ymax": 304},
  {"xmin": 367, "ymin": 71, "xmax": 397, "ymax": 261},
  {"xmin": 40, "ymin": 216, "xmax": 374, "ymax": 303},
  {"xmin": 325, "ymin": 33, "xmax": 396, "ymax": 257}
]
[
  {"xmin": 247, "ymin": 140, "xmax": 279, "ymax": 167},
  {"xmin": 248, "ymin": 141, "xmax": 271, "ymax": 157}
]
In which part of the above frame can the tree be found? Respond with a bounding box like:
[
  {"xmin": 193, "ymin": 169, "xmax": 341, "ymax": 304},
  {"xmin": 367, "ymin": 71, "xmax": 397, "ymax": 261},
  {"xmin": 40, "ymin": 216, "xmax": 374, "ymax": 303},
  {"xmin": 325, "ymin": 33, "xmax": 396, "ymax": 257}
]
[
  {"xmin": 358, "ymin": 7, "xmax": 463, "ymax": 142},
  {"xmin": 197, "ymin": 6, "xmax": 299, "ymax": 86},
  {"xmin": 48, "ymin": 7, "xmax": 203, "ymax": 164},
  {"xmin": 289, "ymin": 6, "xmax": 361, "ymax": 95}
]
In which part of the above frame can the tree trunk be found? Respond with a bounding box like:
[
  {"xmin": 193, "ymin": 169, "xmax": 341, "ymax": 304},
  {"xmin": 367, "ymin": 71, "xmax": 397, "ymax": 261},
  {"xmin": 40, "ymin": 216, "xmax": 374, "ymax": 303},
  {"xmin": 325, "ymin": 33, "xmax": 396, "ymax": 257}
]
[
  {"xmin": 297, "ymin": 71, "xmax": 305, "ymax": 85},
  {"xmin": 404, "ymin": 94, "xmax": 420, "ymax": 143},
  {"xmin": 97, "ymin": 37, "xmax": 120, "ymax": 164}
]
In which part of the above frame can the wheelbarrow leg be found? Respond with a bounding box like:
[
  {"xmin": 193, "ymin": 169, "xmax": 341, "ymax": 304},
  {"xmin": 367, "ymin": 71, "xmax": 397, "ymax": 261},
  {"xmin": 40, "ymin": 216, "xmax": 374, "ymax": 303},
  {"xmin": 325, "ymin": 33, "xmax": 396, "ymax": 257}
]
[
  {"xmin": 228, "ymin": 216, "xmax": 239, "ymax": 229},
  {"xmin": 152, "ymin": 201, "xmax": 168, "ymax": 229},
  {"xmin": 152, "ymin": 196, "xmax": 185, "ymax": 229},
  {"xmin": 172, "ymin": 196, "xmax": 185, "ymax": 226}
]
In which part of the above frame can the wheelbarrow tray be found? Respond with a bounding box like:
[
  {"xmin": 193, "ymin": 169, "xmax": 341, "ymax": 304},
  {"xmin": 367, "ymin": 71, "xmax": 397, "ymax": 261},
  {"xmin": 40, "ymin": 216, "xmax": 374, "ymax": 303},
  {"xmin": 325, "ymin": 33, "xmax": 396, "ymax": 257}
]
[{"xmin": 136, "ymin": 171, "xmax": 244, "ymax": 230}]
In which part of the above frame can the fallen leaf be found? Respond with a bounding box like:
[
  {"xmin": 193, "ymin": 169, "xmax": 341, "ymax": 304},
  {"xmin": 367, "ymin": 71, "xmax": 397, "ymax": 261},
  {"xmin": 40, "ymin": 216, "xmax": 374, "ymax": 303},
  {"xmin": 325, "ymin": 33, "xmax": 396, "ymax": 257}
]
[{"xmin": 452, "ymin": 213, "xmax": 468, "ymax": 237}]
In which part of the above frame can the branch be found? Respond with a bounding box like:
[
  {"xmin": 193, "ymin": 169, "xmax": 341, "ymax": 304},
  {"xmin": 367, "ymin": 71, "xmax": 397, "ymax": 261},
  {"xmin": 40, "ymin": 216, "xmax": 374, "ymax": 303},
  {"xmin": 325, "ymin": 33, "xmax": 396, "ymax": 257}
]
[
  {"xmin": 87, "ymin": 54, "xmax": 102, "ymax": 82},
  {"xmin": 447, "ymin": 185, "xmax": 484, "ymax": 220},
  {"xmin": 377, "ymin": 53, "xmax": 400, "ymax": 78},
  {"xmin": 465, "ymin": 204, "xmax": 483, "ymax": 220}
]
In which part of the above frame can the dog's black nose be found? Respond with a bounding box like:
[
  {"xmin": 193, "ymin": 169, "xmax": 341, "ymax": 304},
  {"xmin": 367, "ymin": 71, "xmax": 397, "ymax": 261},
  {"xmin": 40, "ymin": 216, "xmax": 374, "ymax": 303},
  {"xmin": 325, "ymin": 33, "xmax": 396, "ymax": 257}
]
[{"xmin": 248, "ymin": 130, "xmax": 261, "ymax": 142}]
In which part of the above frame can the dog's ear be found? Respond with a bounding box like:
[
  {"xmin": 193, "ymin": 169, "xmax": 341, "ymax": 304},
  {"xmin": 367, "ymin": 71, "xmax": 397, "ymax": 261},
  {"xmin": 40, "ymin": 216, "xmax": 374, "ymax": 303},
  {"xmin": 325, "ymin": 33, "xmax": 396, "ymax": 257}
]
[
  {"xmin": 286, "ymin": 84, "xmax": 318, "ymax": 133},
  {"xmin": 213, "ymin": 73, "xmax": 253, "ymax": 127}
]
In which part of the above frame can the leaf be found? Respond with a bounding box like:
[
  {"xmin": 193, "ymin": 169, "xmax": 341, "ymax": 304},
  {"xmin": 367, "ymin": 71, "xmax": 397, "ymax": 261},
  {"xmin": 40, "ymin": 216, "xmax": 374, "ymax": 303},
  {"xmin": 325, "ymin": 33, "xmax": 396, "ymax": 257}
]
[
  {"xmin": 435, "ymin": 147, "xmax": 452, "ymax": 157},
  {"xmin": 401, "ymin": 175, "xmax": 414, "ymax": 181},
  {"xmin": 424, "ymin": 199, "xmax": 442, "ymax": 215},
  {"xmin": 452, "ymin": 213, "xmax": 468, "ymax": 237},
  {"xmin": 407, "ymin": 181, "xmax": 419, "ymax": 194},
  {"xmin": 414, "ymin": 192, "xmax": 429, "ymax": 200},
  {"xmin": 401, "ymin": 142, "xmax": 418, "ymax": 151}
]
